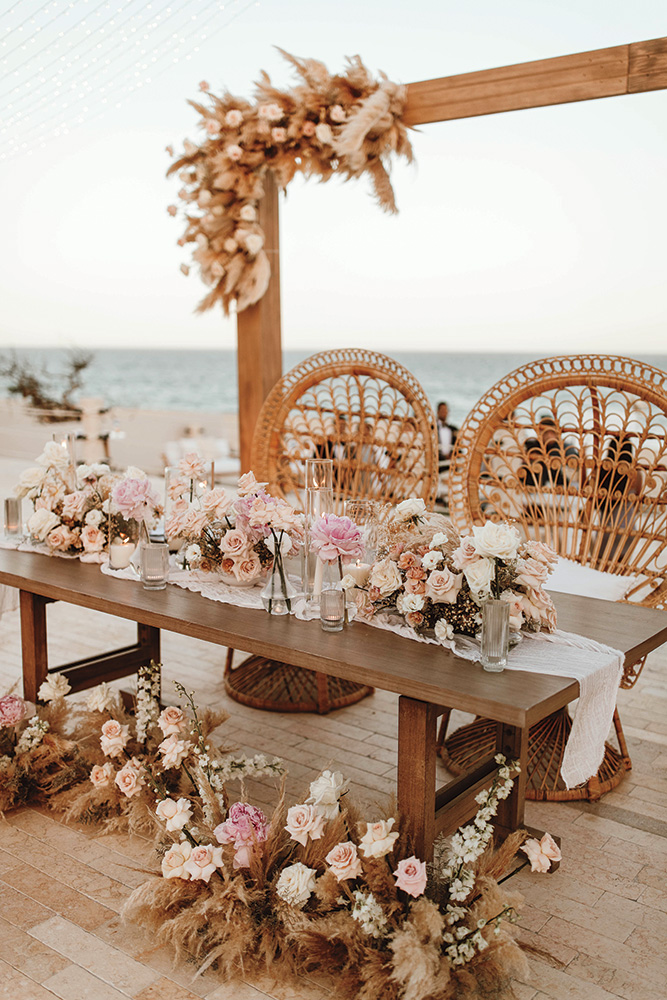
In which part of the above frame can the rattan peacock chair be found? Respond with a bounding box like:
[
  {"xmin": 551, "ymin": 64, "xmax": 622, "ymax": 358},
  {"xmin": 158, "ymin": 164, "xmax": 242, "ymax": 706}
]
[
  {"xmin": 438, "ymin": 354, "xmax": 667, "ymax": 800},
  {"xmin": 224, "ymin": 348, "xmax": 440, "ymax": 714}
]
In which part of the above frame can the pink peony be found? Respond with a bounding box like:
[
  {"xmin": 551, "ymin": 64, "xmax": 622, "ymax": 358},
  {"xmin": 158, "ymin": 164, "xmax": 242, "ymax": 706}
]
[
  {"xmin": 520, "ymin": 832, "xmax": 561, "ymax": 872},
  {"xmin": 111, "ymin": 478, "xmax": 160, "ymax": 522},
  {"xmin": 309, "ymin": 514, "xmax": 364, "ymax": 563},
  {"xmin": 0, "ymin": 694, "xmax": 27, "ymax": 728},
  {"xmin": 393, "ymin": 856, "xmax": 427, "ymax": 897},
  {"xmin": 215, "ymin": 801, "xmax": 269, "ymax": 869}
]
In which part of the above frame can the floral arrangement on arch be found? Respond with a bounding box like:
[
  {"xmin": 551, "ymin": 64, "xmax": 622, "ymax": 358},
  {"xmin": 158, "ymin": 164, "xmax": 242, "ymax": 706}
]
[
  {"xmin": 123, "ymin": 753, "xmax": 560, "ymax": 999},
  {"xmin": 166, "ymin": 466, "xmax": 304, "ymax": 586},
  {"xmin": 167, "ymin": 49, "xmax": 413, "ymax": 315},
  {"xmin": 52, "ymin": 664, "xmax": 284, "ymax": 837},
  {"xmin": 360, "ymin": 500, "xmax": 558, "ymax": 641}
]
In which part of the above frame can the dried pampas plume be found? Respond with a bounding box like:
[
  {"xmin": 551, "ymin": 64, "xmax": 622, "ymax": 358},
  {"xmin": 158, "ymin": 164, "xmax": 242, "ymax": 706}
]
[{"xmin": 169, "ymin": 50, "xmax": 413, "ymax": 316}]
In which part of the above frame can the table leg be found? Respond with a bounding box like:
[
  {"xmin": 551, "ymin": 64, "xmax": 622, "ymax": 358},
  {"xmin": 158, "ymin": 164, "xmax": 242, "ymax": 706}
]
[
  {"xmin": 20, "ymin": 590, "xmax": 49, "ymax": 703},
  {"xmin": 397, "ymin": 696, "xmax": 438, "ymax": 860},
  {"xmin": 494, "ymin": 721, "xmax": 529, "ymax": 838}
]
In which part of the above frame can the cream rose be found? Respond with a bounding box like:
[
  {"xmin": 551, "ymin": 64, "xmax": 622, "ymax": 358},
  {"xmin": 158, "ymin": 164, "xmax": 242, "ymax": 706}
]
[
  {"xmin": 81, "ymin": 525, "xmax": 105, "ymax": 553},
  {"xmin": 523, "ymin": 540, "xmax": 558, "ymax": 568},
  {"xmin": 184, "ymin": 843, "xmax": 224, "ymax": 882},
  {"xmin": 369, "ymin": 558, "xmax": 402, "ymax": 598},
  {"xmin": 220, "ymin": 528, "xmax": 250, "ymax": 557},
  {"xmin": 89, "ymin": 762, "xmax": 115, "ymax": 788},
  {"xmin": 396, "ymin": 592, "xmax": 425, "ymax": 615},
  {"xmin": 285, "ymin": 804, "xmax": 326, "ymax": 847},
  {"xmin": 514, "ymin": 557, "xmax": 549, "ymax": 589},
  {"xmin": 471, "ymin": 522, "xmax": 521, "ymax": 562},
  {"xmin": 15, "ymin": 466, "xmax": 46, "ymax": 499},
  {"xmin": 156, "ymin": 796, "xmax": 193, "ymax": 832},
  {"xmin": 86, "ymin": 682, "xmax": 115, "ymax": 713},
  {"xmin": 395, "ymin": 498, "xmax": 426, "ymax": 522},
  {"xmin": 307, "ymin": 770, "xmax": 347, "ymax": 820},
  {"xmin": 37, "ymin": 672, "xmax": 71, "ymax": 703},
  {"xmin": 276, "ymin": 862, "xmax": 317, "ymax": 907},
  {"xmin": 434, "ymin": 619, "xmax": 454, "ymax": 643},
  {"xmin": 463, "ymin": 558, "xmax": 495, "ymax": 598},
  {"xmin": 85, "ymin": 508, "xmax": 104, "ymax": 528},
  {"xmin": 325, "ymin": 842, "xmax": 363, "ymax": 882},
  {"xmin": 520, "ymin": 832, "xmax": 561, "ymax": 873},
  {"xmin": 161, "ymin": 840, "xmax": 192, "ymax": 879},
  {"xmin": 115, "ymin": 761, "xmax": 145, "ymax": 798},
  {"xmin": 46, "ymin": 524, "xmax": 78, "ymax": 551},
  {"xmin": 158, "ymin": 734, "xmax": 192, "ymax": 769},
  {"xmin": 233, "ymin": 554, "xmax": 262, "ymax": 582},
  {"xmin": 62, "ymin": 491, "xmax": 87, "ymax": 518},
  {"xmin": 158, "ymin": 706, "xmax": 186, "ymax": 736},
  {"xmin": 37, "ymin": 441, "xmax": 71, "ymax": 469},
  {"xmin": 27, "ymin": 508, "xmax": 60, "ymax": 541},
  {"xmin": 359, "ymin": 818, "xmax": 399, "ymax": 858},
  {"xmin": 421, "ymin": 550, "xmax": 443, "ymax": 571},
  {"xmin": 425, "ymin": 567, "xmax": 463, "ymax": 604},
  {"xmin": 100, "ymin": 718, "xmax": 129, "ymax": 757}
]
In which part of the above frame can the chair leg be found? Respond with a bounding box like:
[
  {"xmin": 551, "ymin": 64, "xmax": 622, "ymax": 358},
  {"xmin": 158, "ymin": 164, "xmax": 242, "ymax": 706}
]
[
  {"xmin": 612, "ymin": 706, "xmax": 632, "ymax": 771},
  {"xmin": 224, "ymin": 647, "xmax": 235, "ymax": 676},
  {"xmin": 435, "ymin": 708, "xmax": 452, "ymax": 754}
]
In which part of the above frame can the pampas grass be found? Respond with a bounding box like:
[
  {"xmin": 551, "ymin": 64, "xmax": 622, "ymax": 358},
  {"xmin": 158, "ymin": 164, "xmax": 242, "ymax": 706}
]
[{"xmin": 169, "ymin": 50, "xmax": 413, "ymax": 315}]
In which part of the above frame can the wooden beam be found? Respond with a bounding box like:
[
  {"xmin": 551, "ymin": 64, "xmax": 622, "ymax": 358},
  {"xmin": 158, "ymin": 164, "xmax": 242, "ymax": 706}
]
[
  {"xmin": 235, "ymin": 171, "xmax": 283, "ymax": 472},
  {"xmin": 403, "ymin": 36, "xmax": 667, "ymax": 125}
]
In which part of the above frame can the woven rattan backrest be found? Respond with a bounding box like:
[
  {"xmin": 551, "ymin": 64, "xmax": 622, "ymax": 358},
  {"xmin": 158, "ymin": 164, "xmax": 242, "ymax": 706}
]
[
  {"xmin": 448, "ymin": 355, "xmax": 667, "ymax": 602},
  {"xmin": 251, "ymin": 349, "xmax": 439, "ymax": 511}
]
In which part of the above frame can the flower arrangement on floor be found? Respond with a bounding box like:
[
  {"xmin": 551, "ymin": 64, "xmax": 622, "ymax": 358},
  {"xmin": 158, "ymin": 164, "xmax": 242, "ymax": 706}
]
[
  {"xmin": 53, "ymin": 664, "xmax": 284, "ymax": 837},
  {"xmin": 0, "ymin": 677, "xmax": 93, "ymax": 812},
  {"xmin": 123, "ymin": 754, "xmax": 559, "ymax": 999},
  {"xmin": 360, "ymin": 504, "xmax": 558, "ymax": 641},
  {"xmin": 167, "ymin": 50, "xmax": 413, "ymax": 315},
  {"xmin": 167, "ymin": 468, "xmax": 304, "ymax": 593}
]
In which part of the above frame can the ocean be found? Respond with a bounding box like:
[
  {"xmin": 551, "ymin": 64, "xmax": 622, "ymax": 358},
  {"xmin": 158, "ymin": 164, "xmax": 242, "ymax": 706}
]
[{"xmin": 1, "ymin": 348, "xmax": 666, "ymax": 427}]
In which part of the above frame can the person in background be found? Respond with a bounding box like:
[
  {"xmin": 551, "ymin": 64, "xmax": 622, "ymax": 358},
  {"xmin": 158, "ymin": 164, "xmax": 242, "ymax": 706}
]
[{"xmin": 437, "ymin": 401, "xmax": 458, "ymax": 465}]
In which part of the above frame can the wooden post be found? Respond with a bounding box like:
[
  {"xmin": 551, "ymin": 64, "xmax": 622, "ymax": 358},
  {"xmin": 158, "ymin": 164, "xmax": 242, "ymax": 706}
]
[
  {"xmin": 236, "ymin": 171, "xmax": 283, "ymax": 472},
  {"xmin": 398, "ymin": 696, "xmax": 438, "ymax": 859},
  {"xmin": 20, "ymin": 591, "xmax": 48, "ymax": 702}
]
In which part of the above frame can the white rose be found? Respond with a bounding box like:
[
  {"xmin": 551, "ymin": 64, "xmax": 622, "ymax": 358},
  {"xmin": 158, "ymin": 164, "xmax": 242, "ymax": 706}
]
[
  {"xmin": 161, "ymin": 840, "xmax": 192, "ymax": 880},
  {"xmin": 307, "ymin": 770, "xmax": 348, "ymax": 820},
  {"xmin": 315, "ymin": 122, "xmax": 333, "ymax": 145},
  {"xmin": 340, "ymin": 574, "xmax": 357, "ymax": 591},
  {"xmin": 85, "ymin": 508, "xmax": 104, "ymax": 527},
  {"xmin": 27, "ymin": 508, "xmax": 60, "ymax": 540},
  {"xmin": 369, "ymin": 558, "xmax": 402, "ymax": 597},
  {"xmin": 396, "ymin": 592, "xmax": 425, "ymax": 614},
  {"xmin": 37, "ymin": 672, "xmax": 71, "ymax": 702},
  {"xmin": 156, "ymin": 796, "xmax": 193, "ymax": 832},
  {"xmin": 463, "ymin": 558, "xmax": 496, "ymax": 598},
  {"xmin": 434, "ymin": 619, "xmax": 454, "ymax": 643},
  {"xmin": 359, "ymin": 818, "xmax": 399, "ymax": 858},
  {"xmin": 184, "ymin": 843, "xmax": 224, "ymax": 882},
  {"xmin": 15, "ymin": 466, "xmax": 46, "ymax": 499},
  {"xmin": 276, "ymin": 862, "xmax": 317, "ymax": 908},
  {"xmin": 431, "ymin": 532, "xmax": 448, "ymax": 547},
  {"xmin": 86, "ymin": 682, "xmax": 115, "ymax": 713},
  {"xmin": 184, "ymin": 543, "xmax": 202, "ymax": 567},
  {"xmin": 470, "ymin": 522, "xmax": 521, "ymax": 562},
  {"xmin": 158, "ymin": 735, "xmax": 192, "ymax": 769},
  {"xmin": 36, "ymin": 442, "xmax": 71, "ymax": 469},
  {"xmin": 421, "ymin": 550, "xmax": 442, "ymax": 571},
  {"xmin": 395, "ymin": 498, "xmax": 427, "ymax": 522}
]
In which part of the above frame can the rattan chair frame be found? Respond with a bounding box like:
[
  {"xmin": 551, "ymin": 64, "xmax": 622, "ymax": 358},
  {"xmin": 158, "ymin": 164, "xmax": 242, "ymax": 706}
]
[{"xmin": 441, "ymin": 353, "xmax": 667, "ymax": 801}]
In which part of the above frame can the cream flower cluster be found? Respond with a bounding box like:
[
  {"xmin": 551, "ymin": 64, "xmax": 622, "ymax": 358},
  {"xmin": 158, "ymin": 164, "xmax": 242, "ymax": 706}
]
[
  {"xmin": 15, "ymin": 717, "xmax": 50, "ymax": 754},
  {"xmin": 135, "ymin": 662, "xmax": 161, "ymax": 743},
  {"xmin": 351, "ymin": 890, "xmax": 388, "ymax": 938}
]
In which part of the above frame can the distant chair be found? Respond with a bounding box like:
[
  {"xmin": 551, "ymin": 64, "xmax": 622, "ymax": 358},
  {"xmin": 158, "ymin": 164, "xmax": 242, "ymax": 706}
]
[
  {"xmin": 224, "ymin": 348, "xmax": 439, "ymax": 714},
  {"xmin": 440, "ymin": 354, "xmax": 667, "ymax": 800}
]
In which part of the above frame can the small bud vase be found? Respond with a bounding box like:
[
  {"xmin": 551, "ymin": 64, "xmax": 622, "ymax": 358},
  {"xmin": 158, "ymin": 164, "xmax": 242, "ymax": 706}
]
[
  {"xmin": 480, "ymin": 598, "xmax": 510, "ymax": 672},
  {"xmin": 261, "ymin": 553, "xmax": 297, "ymax": 615}
]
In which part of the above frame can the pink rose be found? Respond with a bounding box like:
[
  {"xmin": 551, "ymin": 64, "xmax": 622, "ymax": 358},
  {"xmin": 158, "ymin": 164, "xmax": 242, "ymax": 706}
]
[
  {"xmin": 237, "ymin": 472, "xmax": 266, "ymax": 496},
  {"xmin": 90, "ymin": 762, "xmax": 115, "ymax": 788},
  {"xmin": 405, "ymin": 567, "xmax": 426, "ymax": 581},
  {"xmin": 202, "ymin": 488, "xmax": 232, "ymax": 519},
  {"xmin": 301, "ymin": 121, "xmax": 316, "ymax": 137},
  {"xmin": 158, "ymin": 734, "xmax": 192, "ymax": 769},
  {"xmin": 111, "ymin": 478, "xmax": 160, "ymax": 522},
  {"xmin": 115, "ymin": 760, "xmax": 145, "ymax": 798},
  {"xmin": 233, "ymin": 554, "xmax": 262, "ymax": 582},
  {"xmin": 178, "ymin": 452, "xmax": 207, "ymax": 480},
  {"xmin": 523, "ymin": 540, "xmax": 558, "ymax": 568},
  {"xmin": 393, "ymin": 856, "xmax": 427, "ymax": 897},
  {"xmin": 225, "ymin": 109, "xmax": 243, "ymax": 127},
  {"xmin": 285, "ymin": 804, "xmax": 326, "ymax": 847},
  {"xmin": 183, "ymin": 508, "xmax": 208, "ymax": 536},
  {"xmin": 519, "ymin": 587, "xmax": 557, "ymax": 631},
  {"xmin": 309, "ymin": 514, "xmax": 364, "ymax": 563},
  {"xmin": 325, "ymin": 842, "xmax": 363, "ymax": 882},
  {"xmin": 425, "ymin": 568, "xmax": 463, "ymax": 604},
  {"xmin": 184, "ymin": 843, "xmax": 224, "ymax": 882},
  {"xmin": 451, "ymin": 536, "xmax": 479, "ymax": 569},
  {"xmin": 46, "ymin": 525, "xmax": 79, "ymax": 551},
  {"xmin": 220, "ymin": 528, "xmax": 250, "ymax": 557},
  {"xmin": 404, "ymin": 578, "xmax": 426, "ymax": 595},
  {"xmin": 158, "ymin": 706, "xmax": 185, "ymax": 736},
  {"xmin": 100, "ymin": 719, "xmax": 129, "ymax": 757},
  {"xmin": 520, "ymin": 833, "xmax": 561, "ymax": 872},
  {"xmin": 81, "ymin": 524, "xmax": 105, "ymax": 553},
  {"xmin": 62, "ymin": 491, "xmax": 87, "ymax": 519},
  {"xmin": 271, "ymin": 127, "xmax": 287, "ymax": 143},
  {"xmin": 514, "ymin": 557, "xmax": 549, "ymax": 589},
  {"xmin": 397, "ymin": 551, "xmax": 420, "ymax": 570},
  {"xmin": 0, "ymin": 694, "xmax": 27, "ymax": 728}
]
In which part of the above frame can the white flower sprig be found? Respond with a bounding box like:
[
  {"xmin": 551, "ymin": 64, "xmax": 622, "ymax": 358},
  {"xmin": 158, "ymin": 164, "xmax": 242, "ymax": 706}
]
[
  {"xmin": 15, "ymin": 718, "xmax": 50, "ymax": 754},
  {"xmin": 135, "ymin": 661, "xmax": 161, "ymax": 743},
  {"xmin": 351, "ymin": 890, "xmax": 389, "ymax": 939}
]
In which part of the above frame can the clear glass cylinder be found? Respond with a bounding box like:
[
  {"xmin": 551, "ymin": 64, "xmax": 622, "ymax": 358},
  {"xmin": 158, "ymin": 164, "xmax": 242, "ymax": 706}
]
[
  {"xmin": 261, "ymin": 554, "xmax": 298, "ymax": 615},
  {"xmin": 4, "ymin": 497, "xmax": 21, "ymax": 537},
  {"xmin": 480, "ymin": 599, "xmax": 510, "ymax": 672},
  {"xmin": 304, "ymin": 486, "xmax": 334, "ymax": 605},
  {"xmin": 107, "ymin": 512, "xmax": 140, "ymax": 569},
  {"xmin": 320, "ymin": 589, "xmax": 345, "ymax": 631},
  {"xmin": 305, "ymin": 458, "xmax": 333, "ymax": 491},
  {"xmin": 140, "ymin": 541, "xmax": 170, "ymax": 590}
]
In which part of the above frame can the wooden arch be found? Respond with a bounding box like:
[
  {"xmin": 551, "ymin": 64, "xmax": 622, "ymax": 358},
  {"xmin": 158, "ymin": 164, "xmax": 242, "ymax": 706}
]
[{"xmin": 236, "ymin": 37, "xmax": 667, "ymax": 470}]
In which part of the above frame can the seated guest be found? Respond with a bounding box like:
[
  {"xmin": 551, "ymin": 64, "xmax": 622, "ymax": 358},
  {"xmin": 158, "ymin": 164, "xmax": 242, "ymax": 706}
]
[
  {"xmin": 522, "ymin": 417, "xmax": 579, "ymax": 489},
  {"xmin": 437, "ymin": 401, "xmax": 458, "ymax": 465}
]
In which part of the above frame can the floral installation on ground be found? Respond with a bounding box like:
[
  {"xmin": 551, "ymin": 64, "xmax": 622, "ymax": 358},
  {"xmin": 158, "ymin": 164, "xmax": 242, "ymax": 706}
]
[
  {"xmin": 356, "ymin": 505, "xmax": 558, "ymax": 641},
  {"xmin": 122, "ymin": 754, "xmax": 560, "ymax": 999},
  {"xmin": 166, "ymin": 466, "xmax": 305, "ymax": 592},
  {"xmin": 53, "ymin": 664, "xmax": 284, "ymax": 838},
  {"xmin": 0, "ymin": 676, "xmax": 93, "ymax": 812},
  {"xmin": 167, "ymin": 49, "xmax": 413, "ymax": 315}
]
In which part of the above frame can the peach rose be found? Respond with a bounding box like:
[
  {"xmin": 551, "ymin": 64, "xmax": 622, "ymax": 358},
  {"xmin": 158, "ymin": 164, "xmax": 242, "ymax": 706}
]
[
  {"xmin": 451, "ymin": 536, "xmax": 479, "ymax": 570},
  {"xmin": 220, "ymin": 528, "xmax": 250, "ymax": 557},
  {"xmin": 158, "ymin": 734, "xmax": 192, "ymax": 769},
  {"xmin": 162, "ymin": 840, "xmax": 192, "ymax": 879},
  {"xmin": 425, "ymin": 567, "xmax": 463, "ymax": 604},
  {"xmin": 514, "ymin": 557, "xmax": 549, "ymax": 589},
  {"xmin": 393, "ymin": 856, "xmax": 427, "ymax": 897},
  {"xmin": 325, "ymin": 842, "xmax": 363, "ymax": 882},
  {"xmin": 156, "ymin": 796, "xmax": 193, "ymax": 832},
  {"xmin": 233, "ymin": 554, "xmax": 262, "ymax": 582},
  {"xmin": 369, "ymin": 558, "xmax": 402, "ymax": 598},
  {"xmin": 158, "ymin": 706, "xmax": 186, "ymax": 736},
  {"xmin": 359, "ymin": 818, "xmax": 399, "ymax": 859},
  {"xmin": 285, "ymin": 804, "xmax": 326, "ymax": 847},
  {"xmin": 100, "ymin": 719, "xmax": 129, "ymax": 757},
  {"xmin": 184, "ymin": 843, "xmax": 224, "ymax": 882},
  {"xmin": 89, "ymin": 762, "xmax": 115, "ymax": 788},
  {"xmin": 114, "ymin": 760, "xmax": 145, "ymax": 798},
  {"xmin": 178, "ymin": 452, "xmax": 207, "ymax": 480},
  {"xmin": 520, "ymin": 832, "xmax": 561, "ymax": 872},
  {"xmin": 404, "ymin": 577, "xmax": 426, "ymax": 595},
  {"xmin": 397, "ymin": 551, "xmax": 420, "ymax": 570},
  {"xmin": 81, "ymin": 524, "xmax": 105, "ymax": 553},
  {"xmin": 62, "ymin": 491, "xmax": 87, "ymax": 519}
]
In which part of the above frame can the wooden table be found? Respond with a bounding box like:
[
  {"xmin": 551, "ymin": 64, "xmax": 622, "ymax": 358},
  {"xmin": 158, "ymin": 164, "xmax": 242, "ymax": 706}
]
[{"xmin": 2, "ymin": 548, "xmax": 667, "ymax": 858}]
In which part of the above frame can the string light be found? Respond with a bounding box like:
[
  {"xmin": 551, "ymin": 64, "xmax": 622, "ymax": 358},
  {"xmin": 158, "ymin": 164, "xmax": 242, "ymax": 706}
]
[{"xmin": 1, "ymin": 0, "xmax": 258, "ymax": 161}]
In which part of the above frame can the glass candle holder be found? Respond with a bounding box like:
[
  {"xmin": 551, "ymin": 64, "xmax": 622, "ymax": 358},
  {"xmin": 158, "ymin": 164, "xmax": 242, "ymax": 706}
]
[
  {"xmin": 320, "ymin": 589, "xmax": 345, "ymax": 632},
  {"xmin": 3, "ymin": 497, "xmax": 21, "ymax": 538},
  {"xmin": 140, "ymin": 541, "xmax": 170, "ymax": 590},
  {"xmin": 108, "ymin": 512, "xmax": 139, "ymax": 569},
  {"xmin": 480, "ymin": 598, "xmax": 510, "ymax": 672},
  {"xmin": 305, "ymin": 458, "xmax": 333, "ymax": 491}
]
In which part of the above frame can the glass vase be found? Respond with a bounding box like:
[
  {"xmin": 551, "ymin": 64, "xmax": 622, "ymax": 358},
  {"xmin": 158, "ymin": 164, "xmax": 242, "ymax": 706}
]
[
  {"xmin": 261, "ymin": 553, "xmax": 298, "ymax": 615},
  {"xmin": 107, "ymin": 512, "xmax": 140, "ymax": 569},
  {"xmin": 480, "ymin": 599, "xmax": 510, "ymax": 672},
  {"xmin": 304, "ymin": 472, "xmax": 334, "ymax": 608}
]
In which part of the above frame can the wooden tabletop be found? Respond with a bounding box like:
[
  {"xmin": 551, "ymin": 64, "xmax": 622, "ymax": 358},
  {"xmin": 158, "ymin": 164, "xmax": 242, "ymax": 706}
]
[{"xmin": 2, "ymin": 549, "xmax": 667, "ymax": 729}]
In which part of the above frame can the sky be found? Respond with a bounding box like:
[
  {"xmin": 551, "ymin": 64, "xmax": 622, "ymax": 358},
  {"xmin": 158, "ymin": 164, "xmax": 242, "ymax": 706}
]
[{"xmin": 1, "ymin": 0, "xmax": 666, "ymax": 355}]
